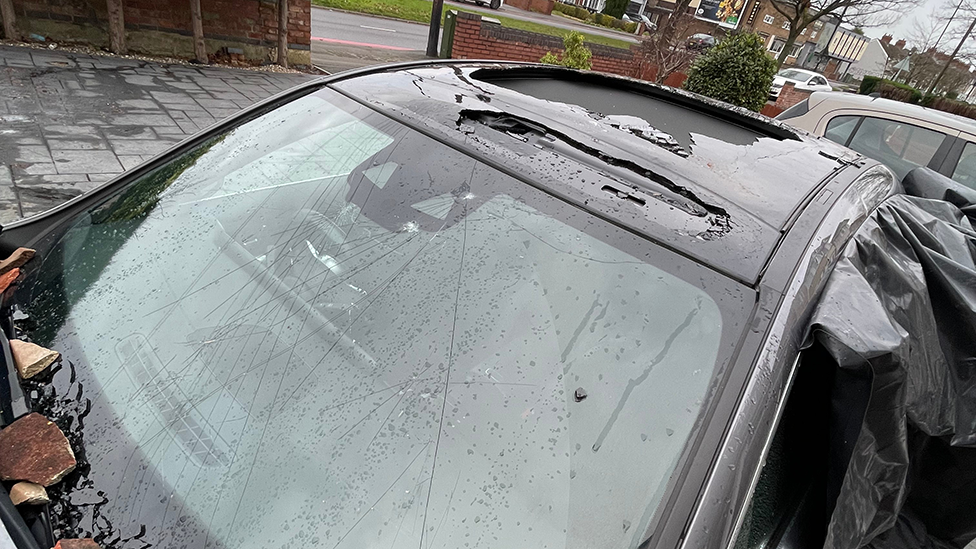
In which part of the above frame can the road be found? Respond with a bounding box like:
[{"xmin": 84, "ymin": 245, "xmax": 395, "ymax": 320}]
[
  {"xmin": 312, "ymin": 8, "xmax": 432, "ymax": 51},
  {"xmin": 309, "ymin": 3, "xmax": 637, "ymax": 73}
]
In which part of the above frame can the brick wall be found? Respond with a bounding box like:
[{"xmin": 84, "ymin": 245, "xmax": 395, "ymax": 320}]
[
  {"xmin": 7, "ymin": 0, "xmax": 310, "ymax": 65},
  {"xmin": 505, "ymin": 0, "xmax": 555, "ymax": 15},
  {"xmin": 451, "ymin": 11, "xmax": 637, "ymax": 77},
  {"xmin": 773, "ymin": 82, "xmax": 811, "ymax": 110}
]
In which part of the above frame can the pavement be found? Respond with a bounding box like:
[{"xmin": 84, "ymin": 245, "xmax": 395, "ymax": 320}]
[{"xmin": 0, "ymin": 44, "xmax": 313, "ymax": 223}]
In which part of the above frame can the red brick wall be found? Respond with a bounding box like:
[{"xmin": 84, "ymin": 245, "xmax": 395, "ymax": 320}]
[
  {"xmin": 12, "ymin": 0, "xmax": 310, "ymax": 50},
  {"xmin": 451, "ymin": 11, "xmax": 638, "ymax": 77},
  {"xmin": 774, "ymin": 82, "xmax": 811, "ymax": 110},
  {"xmin": 505, "ymin": 0, "xmax": 555, "ymax": 15}
]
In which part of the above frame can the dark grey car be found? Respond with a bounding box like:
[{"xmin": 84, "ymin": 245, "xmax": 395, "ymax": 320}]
[{"xmin": 0, "ymin": 63, "xmax": 895, "ymax": 549}]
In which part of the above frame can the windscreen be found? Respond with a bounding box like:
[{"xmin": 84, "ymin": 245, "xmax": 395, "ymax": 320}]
[
  {"xmin": 20, "ymin": 87, "xmax": 750, "ymax": 549},
  {"xmin": 777, "ymin": 69, "xmax": 810, "ymax": 81}
]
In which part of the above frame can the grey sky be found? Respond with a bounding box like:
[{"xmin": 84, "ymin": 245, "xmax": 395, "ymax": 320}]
[{"xmin": 863, "ymin": 0, "xmax": 953, "ymax": 44}]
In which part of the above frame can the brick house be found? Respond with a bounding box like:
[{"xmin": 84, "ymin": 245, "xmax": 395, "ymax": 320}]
[{"xmin": 647, "ymin": 0, "xmax": 817, "ymax": 65}]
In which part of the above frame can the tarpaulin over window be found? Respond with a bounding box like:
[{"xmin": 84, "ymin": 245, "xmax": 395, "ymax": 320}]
[{"xmin": 807, "ymin": 168, "xmax": 976, "ymax": 549}]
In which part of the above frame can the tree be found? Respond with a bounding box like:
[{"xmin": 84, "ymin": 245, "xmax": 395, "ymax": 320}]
[
  {"xmin": 541, "ymin": 31, "xmax": 593, "ymax": 70},
  {"xmin": 767, "ymin": 0, "xmax": 920, "ymax": 66},
  {"xmin": 635, "ymin": 0, "xmax": 698, "ymax": 83},
  {"xmin": 602, "ymin": 0, "xmax": 628, "ymax": 18},
  {"xmin": 684, "ymin": 33, "xmax": 778, "ymax": 111}
]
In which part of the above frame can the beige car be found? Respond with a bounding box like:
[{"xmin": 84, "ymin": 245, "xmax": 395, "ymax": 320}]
[{"xmin": 777, "ymin": 91, "xmax": 976, "ymax": 185}]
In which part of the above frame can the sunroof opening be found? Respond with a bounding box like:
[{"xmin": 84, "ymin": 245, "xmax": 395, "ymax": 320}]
[{"xmin": 472, "ymin": 68, "xmax": 796, "ymax": 149}]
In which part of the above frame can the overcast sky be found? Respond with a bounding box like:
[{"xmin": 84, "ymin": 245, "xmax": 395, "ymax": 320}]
[{"xmin": 862, "ymin": 0, "xmax": 950, "ymax": 42}]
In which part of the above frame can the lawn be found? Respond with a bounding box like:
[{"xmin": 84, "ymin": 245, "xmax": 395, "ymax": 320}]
[{"xmin": 311, "ymin": 0, "xmax": 633, "ymax": 49}]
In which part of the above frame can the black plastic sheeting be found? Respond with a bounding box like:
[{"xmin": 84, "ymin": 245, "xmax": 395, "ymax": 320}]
[{"xmin": 806, "ymin": 168, "xmax": 976, "ymax": 549}]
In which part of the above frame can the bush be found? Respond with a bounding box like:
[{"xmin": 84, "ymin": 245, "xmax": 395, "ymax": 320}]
[
  {"xmin": 683, "ymin": 33, "xmax": 776, "ymax": 112},
  {"xmin": 601, "ymin": 0, "xmax": 627, "ymax": 18},
  {"xmin": 540, "ymin": 31, "xmax": 592, "ymax": 70},
  {"xmin": 623, "ymin": 21, "xmax": 638, "ymax": 32},
  {"xmin": 859, "ymin": 75, "xmax": 882, "ymax": 94},
  {"xmin": 859, "ymin": 76, "xmax": 922, "ymax": 104},
  {"xmin": 574, "ymin": 6, "xmax": 589, "ymax": 18}
]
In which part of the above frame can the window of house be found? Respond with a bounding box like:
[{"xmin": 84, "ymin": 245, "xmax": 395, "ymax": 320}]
[
  {"xmin": 769, "ymin": 39, "xmax": 785, "ymax": 53},
  {"xmin": 801, "ymin": 28, "xmax": 806, "ymax": 35},
  {"xmin": 810, "ymin": 30, "xmax": 817, "ymax": 39},
  {"xmin": 763, "ymin": 14, "xmax": 774, "ymax": 24},
  {"xmin": 788, "ymin": 44, "xmax": 801, "ymax": 57},
  {"xmin": 782, "ymin": 20, "xmax": 790, "ymax": 29}
]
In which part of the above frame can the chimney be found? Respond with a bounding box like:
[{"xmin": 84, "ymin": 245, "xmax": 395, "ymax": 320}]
[
  {"xmin": 895, "ymin": 39, "xmax": 906, "ymax": 49},
  {"xmin": 881, "ymin": 34, "xmax": 892, "ymax": 44}
]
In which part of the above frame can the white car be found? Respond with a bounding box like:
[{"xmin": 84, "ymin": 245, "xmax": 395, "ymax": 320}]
[
  {"xmin": 777, "ymin": 91, "xmax": 976, "ymax": 184},
  {"xmin": 769, "ymin": 69, "xmax": 832, "ymax": 100}
]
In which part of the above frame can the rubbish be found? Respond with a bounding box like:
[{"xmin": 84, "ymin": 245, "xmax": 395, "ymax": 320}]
[
  {"xmin": 8, "ymin": 481, "xmax": 49, "ymax": 505},
  {"xmin": 574, "ymin": 387, "xmax": 587, "ymax": 402},
  {"xmin": 806, "ymin": 168, "xmax": 976, "ymax": 549},
  {"xmin": 0, "ymin": 248, "xmax": 34, "ymax": 275},
  {"xmin": 54, "ymin": 540, "xmax": 100, "ymax": 549},
  {"xmin": 9, "ymin": 339, "xmax": 59, "ymax": 379},
  {"xmin": 0, "ymin": 268, "xmax": 19, "ymax": 293},
  {"xmin": 28, "ymin": 33, "xmax": 45, "ymax": 42},
  {"xmin": 0, "ymin": 413, "xmax": 76, "ymax": 486}
]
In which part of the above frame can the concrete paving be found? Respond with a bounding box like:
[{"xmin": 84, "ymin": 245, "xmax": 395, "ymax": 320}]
[{"xmin": 0, "ymin": 44, "xmax": 314, "ymax": 223}]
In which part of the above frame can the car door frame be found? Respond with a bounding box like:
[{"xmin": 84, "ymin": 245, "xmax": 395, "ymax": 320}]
[
  {"xmin": 935, "ymin": 132, "xmax": 976, "ymax": 179},
  {"xmin": 813, "ymin": 109, "xmax": 960, "ymax": 175},
  {"xmin": 656, "ymin": 163, "xmax": 896, "ymax": 549}
]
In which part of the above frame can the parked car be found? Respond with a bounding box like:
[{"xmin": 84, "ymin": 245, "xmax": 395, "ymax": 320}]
[
  {"xmin": 777, "ymin": 91, "xmax": 976, "ymax": 183},
  {"xmin": 0, "ymin": 62, "xmax": 897, "ymax": 549},
  {"xmin": 769, "ymin": 68, "xmax": 832, "ymax": 100},
  {"xmin": 468, "ymin": 0, "xmax": 503, "ymax": 8},
  {"xmin": 685, "ymin": 33, "xmax": 716, "ymax": 51}
]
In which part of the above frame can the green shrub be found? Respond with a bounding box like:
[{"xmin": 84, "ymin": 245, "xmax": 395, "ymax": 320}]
[
  {"xmin": 623, "ymin": 21, "xmax": 638, "ymax": 32},
  {"xmin": 859, "ymin": 76, "xmax": 922, "ymax": 104},
  {"xmin": 574, "ymin": 6, "xmax": 588, "ymax": 18},
  {"xmin": 601, "ymin": 0, "xmax": 627, "ymax": 18},
  {"xmin": 859, "ymin": 75, "xmax": 881, "ymax": 95},
  {"xmin": 947, "ymin": 91, "xmax": 959, "ymax": 100},
  {"xmin": 683, "ymin": 32, "xmax": 776, "ymax": 112},
  {"xmin": 540, "ymin": 30, "xmax": 592, "ymax": 70}
]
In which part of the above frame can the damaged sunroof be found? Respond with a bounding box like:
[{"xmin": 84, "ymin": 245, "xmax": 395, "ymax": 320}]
[{"xmin": 472, "ymin": 70, "xmax": 791, "ymax": 150}]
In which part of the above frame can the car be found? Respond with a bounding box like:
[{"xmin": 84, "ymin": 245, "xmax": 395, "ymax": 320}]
[
  {"xmin": 769, "ymin": 68, "xmax": 832, "ymax": 100},
  {"xmin": 0, "ymin": 62, "xmax": 898, "ymax": 549},
  {"xmin": 685, "ymin": 33, "xmax": 716, "ymax": 51},
  {"xmin": 777, "ymin": 90, "xmax": 976, "ymax": 183},
  {"xmin": 468, "ymin": 0, "xmax": 503, "ymax": 9}
]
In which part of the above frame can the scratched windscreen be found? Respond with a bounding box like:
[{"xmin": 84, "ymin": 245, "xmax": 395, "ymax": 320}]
[{"xmin": 23, "ymin": 88, "xmax": 750, "ymax": 549}]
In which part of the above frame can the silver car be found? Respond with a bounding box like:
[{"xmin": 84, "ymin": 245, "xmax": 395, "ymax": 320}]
[{"xmin": 778, "ymin": 91, "xmax": 976, "ymax": 184}]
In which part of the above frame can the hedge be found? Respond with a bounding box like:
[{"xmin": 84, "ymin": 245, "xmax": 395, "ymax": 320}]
[
  {"xmin": 859, "ymin": 76, "xmax": 922, "ymax": 104},
  {"xmin": 553, "ymin": 2, "xmax": 637, "ymax": 32}
]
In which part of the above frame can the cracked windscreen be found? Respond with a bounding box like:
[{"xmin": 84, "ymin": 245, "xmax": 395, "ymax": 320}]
[{"xmin": 20, "ymin": 87, "xmax": 751, "ymax": 549}]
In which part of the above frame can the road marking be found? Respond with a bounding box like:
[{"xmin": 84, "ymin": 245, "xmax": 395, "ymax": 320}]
[
  {"xmin": 311, "ymin": 36, "xmax": 416, "ymax": 51},
  {"xmin": 360, "ymin": 24, "xmax": 397, "ymax": 32}
]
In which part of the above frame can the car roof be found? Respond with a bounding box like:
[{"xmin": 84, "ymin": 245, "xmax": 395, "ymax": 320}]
[
  {"xmin": 808, "ymin": 91, "xmax": 976, "ymax": 133},
  {"xmin": 330, "ymin": 62, "xmax": 870, "ymax": 285}
]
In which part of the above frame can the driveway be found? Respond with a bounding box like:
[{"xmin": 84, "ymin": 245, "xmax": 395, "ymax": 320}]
[{"xmin": 0, "ymin": 44, "xmax": 313, "ymax": 223}]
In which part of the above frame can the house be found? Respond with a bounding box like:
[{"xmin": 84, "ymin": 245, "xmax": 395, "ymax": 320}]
[
  {"xmin": 802, "ymin": 20, "xmax": 870, "ymax": 79},
  {"xmin": 674, "ymin": 0, "xmax": 815, "ymax": 62},
  {"xmin": 848, "ymin": 38, "xmax": 889, "ymax": 81}
]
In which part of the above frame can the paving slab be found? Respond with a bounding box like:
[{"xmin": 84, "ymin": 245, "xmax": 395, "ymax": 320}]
[{"xmin": 0, "ymin": 44, "xmax": 313, "ymax": 224}]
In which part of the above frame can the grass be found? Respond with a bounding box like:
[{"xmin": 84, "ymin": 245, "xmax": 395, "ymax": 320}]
[{"xmin": 311, "ymin": 0, "xmax": 633, "ymax": 49}]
